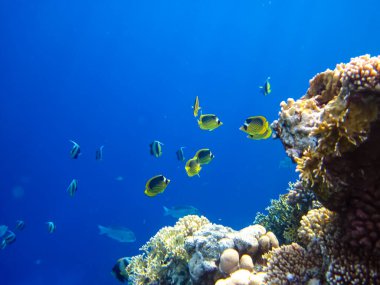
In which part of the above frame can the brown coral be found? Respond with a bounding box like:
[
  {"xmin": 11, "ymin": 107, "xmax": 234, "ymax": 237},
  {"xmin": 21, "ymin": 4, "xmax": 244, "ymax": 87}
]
[
  {"xmin": 273, "ymin": 55, "xmax": 380, "ymax": 255},
  {"xmin": 273, "ymin": 55, "xmax": 380, "ymax": 201},
  {"xmin": 297, "ymin": 207, "xmax": 380, "ymax": 284},
  {"xmin": 267, "ymin": 55, "xmax": 380, "ymax": 284},
  {"xmin": 263, "ymin": 243, "xmax": 322, "ymax": 284}
]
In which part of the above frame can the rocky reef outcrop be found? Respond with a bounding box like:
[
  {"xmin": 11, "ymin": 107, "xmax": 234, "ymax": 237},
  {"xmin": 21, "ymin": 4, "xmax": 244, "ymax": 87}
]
[
  {"xmin": 267, "ymin": 54, "xmax": 380, "ymax": 284},
  {"xmin": 125, "ymin": 215, "xmax": 278, "ymax": 285}
]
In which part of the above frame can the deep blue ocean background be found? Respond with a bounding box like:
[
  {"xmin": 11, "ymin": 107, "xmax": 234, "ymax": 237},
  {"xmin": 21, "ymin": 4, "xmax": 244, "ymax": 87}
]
[{"xmin": 0, "ymin": 1, "xmax": 379, "ymax": 284}]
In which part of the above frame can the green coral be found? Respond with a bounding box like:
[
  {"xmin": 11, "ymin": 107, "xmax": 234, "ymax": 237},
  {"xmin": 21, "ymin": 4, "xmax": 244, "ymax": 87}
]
[
  {"xmin": 254, "ymin": 182, "xmax": 315, "ymax": 244},
  {"xmin": 126, "ymin": 215, "xmax": 209, "ymax": 285}
]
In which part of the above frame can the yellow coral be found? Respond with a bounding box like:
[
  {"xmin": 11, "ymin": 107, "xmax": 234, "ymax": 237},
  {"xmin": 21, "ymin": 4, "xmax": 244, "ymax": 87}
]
[
  {"xmin": 298, "ymin": 207, "xmax": 334, "ymax": 246},
  {"xmin": 126, "ymin": 215, "xmax": 210, "ymax": 285}
]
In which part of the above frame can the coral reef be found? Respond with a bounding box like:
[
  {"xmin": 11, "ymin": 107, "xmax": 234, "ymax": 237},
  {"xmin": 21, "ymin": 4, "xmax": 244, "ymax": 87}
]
[
  {"xmin": 126, "ymin": 215, "xmax": 210, "ymax": 285},
  {"xmin": 254, "ymin": 181, "xmax": 318, "ymax": 244},
  {"xmin": 125, "ymin": 218, "xmax": 278, "ymax": 285},
  {"xmin": 267, "ymin": 55, "xmax": 380, "ymax": 284},
  {"xmin": 185, "ymin": 223, "xmax": 278, "ymax": 285},
  {"xmin": 298, "ymin": 207, "xmax": 380, "ymax": 284},
  {"xmin": 263, "ymin": 243, "xmax": 322, "ymax": 284},
  {"xmin": 120, "ymin": 55, "xmax": 380, "ymax": 285},
  {"xmin": 273, "ymin": 54, "xmax": 380, "ymax": 253},
  {"xmin": 272, "ymin": 55, "xmax": 380, "ymax": 207}
]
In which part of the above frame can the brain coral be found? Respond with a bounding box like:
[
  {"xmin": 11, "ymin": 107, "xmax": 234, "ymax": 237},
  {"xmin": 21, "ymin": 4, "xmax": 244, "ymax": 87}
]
[{"xmin": 272, "ymin": 55, "xmax": 380, "ymax": 255}]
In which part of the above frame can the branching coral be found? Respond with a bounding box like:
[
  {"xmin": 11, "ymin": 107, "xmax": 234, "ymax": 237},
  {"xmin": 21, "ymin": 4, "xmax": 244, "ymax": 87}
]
[
  {"xmin": 254, "ymin": 181, "xmax": 318, "ymax": 244},
  {"xmin": 263, "ymin": 243, "xmax": 322, "ymax": 284},
  {"xmin": 126, "ymin": 215, "xmax": 210, "ymax": 285}
]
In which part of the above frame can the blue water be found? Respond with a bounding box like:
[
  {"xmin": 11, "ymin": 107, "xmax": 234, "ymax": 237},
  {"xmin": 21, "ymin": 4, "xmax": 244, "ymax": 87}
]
[{"xmin": 0, "ymin": 1, "xmax": 379, "ymax": 284}]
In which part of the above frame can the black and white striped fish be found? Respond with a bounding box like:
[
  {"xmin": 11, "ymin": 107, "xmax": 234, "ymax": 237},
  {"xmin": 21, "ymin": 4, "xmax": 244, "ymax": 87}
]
[
  {"xmin": 46, "ymin": 222, "xmax": 56, "ymax": 233},
  {"xmin": 69, "ymin": 140, "xmax": 81, "ymax": 159},
  {"xmin": 67, "ymin": 179, "xmax": 78, "ymax": 197},
  {"xmin": 150, "ymin": 140, "xmax": 164, "ymax": 158},
  {"xmin": 95, "ymin": 145, "xmax": 104, "ymax": 160}
]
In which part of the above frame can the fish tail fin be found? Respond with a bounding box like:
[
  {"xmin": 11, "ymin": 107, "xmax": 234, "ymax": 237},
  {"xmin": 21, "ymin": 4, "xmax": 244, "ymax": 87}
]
[
  {"xmin": 163, "ymin": 206, "xmax": 170, "ymax": 216},
  {"xmin": 98, "ymin": 225, "xmax": 107, "ymax": 235}
]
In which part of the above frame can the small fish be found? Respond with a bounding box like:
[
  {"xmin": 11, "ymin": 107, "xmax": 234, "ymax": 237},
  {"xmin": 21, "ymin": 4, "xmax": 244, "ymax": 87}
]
[
  {"xmin": 239, "ymin": 116, "xmax": 269, "ymax": 135},
  {"xmin": 46, "ymin": 222, "xmax": 56, "ymax": 233},
  {"xmin": 176, "ymin": 147, "xmax": 186, "ymax": 161},
  {"xmin": 185, "ymin": 157, "xmax": 202, "ymax": 177},
  {"xmin": 163, "ymin": 205, "xmax": 199, "ymax": 218},
  {"xmin": 150, "ymin": 140, "xmax": 164, "ymax": 158},
  {"xmin": 15, "ymin": 220, "xmax": 25, "ymax": 231},
  {"xmin": 194, "ymin": 148, "xmax": 214, "ymax": 165},
  {"xmin": 0, "ymin": 230, "xmax": 16, "ymax": 249},
  {"xmin": 96, "ymin": 145, "xmax": 104, "ymax": 160},
  {"xmin": 0, "ymin": 225, "xmax": 8, "ymax": 237},
  {"xmin": 240, "ymin": 116, "xmax": 272, "ymax": 140},
  {"xmin": 144, "ymin": 175, "xmax": 170, "ymax": 197},
  {"xmin": 112, "ymin": 257, "xmax": 131, "ymax": 283},
  {"xmin": 198, "ymin": 114, "xmax": 223, "ymax": 131},
  {"xmin": 3, "ymin": 231, "xmax": 16, "ymax": 245},
  {"xmin": 98, "ymin": 225, "xmax": 136, "ymax": 243},
  {"xmin": 259, "ymin": 77, "xmax": 271, "ymax": 96},
  {"xmin": 69, "ymin": 140, "xmax": 81, "ymax": 159},
  {"xmin": 67, "ymin": 179, "xmax": 78, "ymax": 197},
  {"xmin": 192, "ymin": 96, "xmax": 201, "ymax": 117}
]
